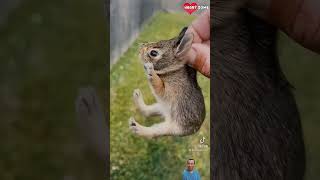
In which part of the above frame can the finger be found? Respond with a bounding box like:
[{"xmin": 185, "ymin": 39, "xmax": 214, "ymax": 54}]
[
  {"xmin": 185, "ymin": 43, "xmax": 210, "ymax": 78},
  {"xmin": 186, "ymin": 10, "xmax": 210, "ymax": 43},
  {"xmin": 249, "ymin": 0, "xmax": 320, "ymax": 54},
  {"xmin": 267, "ymin": 0, "xmax": 320, "ymax": 54}
]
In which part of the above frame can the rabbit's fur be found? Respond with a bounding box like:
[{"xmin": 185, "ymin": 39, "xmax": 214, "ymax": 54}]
[
  {"xmin": 212, "ymin": 1, "xmax": 305, "ymax": 179},
  {"xmin": 129, "ymin": 27, "xmax": 206, "ymax": 139}
]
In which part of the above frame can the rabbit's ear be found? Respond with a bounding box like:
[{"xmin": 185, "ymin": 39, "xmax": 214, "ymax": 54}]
[
  {"xmin": 178, "ymin": 27, "xmax": 188, "ymax": 39},
  {"xmin": 175, "ymin": 27, "xmax": 188, "ymax": 47},
  {"xmin": 175, "ymin": 33, "xmax": 193, "ymax": 57}
]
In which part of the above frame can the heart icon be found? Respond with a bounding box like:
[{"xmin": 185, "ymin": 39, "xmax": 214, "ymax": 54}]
[{"xmin": 183, "ymin": 2, "xmax": 198, "ymax": 15}]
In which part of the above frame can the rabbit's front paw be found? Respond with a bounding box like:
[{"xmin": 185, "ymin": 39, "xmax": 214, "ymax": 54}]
[
  {"xmin": 144, "ymin": 62, "xmax": 154, "ymax": 79},
  {"xmin": 133, "ymin": 89, "xmax": 142, "ymax": 105}
]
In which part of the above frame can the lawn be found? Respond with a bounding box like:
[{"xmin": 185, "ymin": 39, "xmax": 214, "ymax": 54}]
[
  {"xmin": 110, "ymin": 12, "xmax": 211, "ymax": 180},
  {"xmin": 0, "ymin": 0, "xmax": 107, "ymax": 179}
]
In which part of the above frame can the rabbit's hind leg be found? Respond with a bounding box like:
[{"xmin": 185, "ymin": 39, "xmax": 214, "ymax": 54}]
[
  {"xmin": 133, "ymin": 89, "xmax": 162, "ymax": 117},
  {"xmin": 128, "ymin": 117, "xmax": 182, "ymax": 138}
]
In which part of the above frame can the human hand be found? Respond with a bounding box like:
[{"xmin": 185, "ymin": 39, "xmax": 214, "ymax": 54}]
[
  {"xmin": 249, "ymin": 0, "xmax": 320, "ymax": 54},
  {"xmin": 185, "ymin": 10, "xmax": 210, "ymax": 78}
]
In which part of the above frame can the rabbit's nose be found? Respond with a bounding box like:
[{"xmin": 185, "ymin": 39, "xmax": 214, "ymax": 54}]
[
  {"xmin": 139, "ymin": 45, "xmax": 147, "ymax": 52},
  {"xmin": 139, "ymin": 43, "xmax": 146, "ymax": 48}
]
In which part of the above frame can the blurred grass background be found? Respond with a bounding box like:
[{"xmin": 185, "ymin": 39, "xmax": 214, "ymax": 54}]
[
  {"xmin": 278, "ymin": 34, "xmax": 320, "ymax": 180},
  {"xmin": 110, "ymin": 12, "xmax": 210, "ymax": 180},
  {"xmin": 0, "ymin": 0, "xmax": 107, "ymax": 179}
]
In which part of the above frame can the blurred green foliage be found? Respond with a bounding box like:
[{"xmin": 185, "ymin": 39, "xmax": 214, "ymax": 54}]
[
  {"xmin": 0, "ymin": 0, "xmax": 107, "ymax": 179},
  {"xmin": 278, "ymin": 33, "xmax": 320, "ymax": 180},
  {"xmin": 110, "ymin": 12, "xmax": 210, "ymax": 180}
]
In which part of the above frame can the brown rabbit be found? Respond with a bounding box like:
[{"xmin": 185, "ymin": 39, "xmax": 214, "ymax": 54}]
[{"xmin": 128, "ymin": 27, "xmax": 206, "ymax": 139}]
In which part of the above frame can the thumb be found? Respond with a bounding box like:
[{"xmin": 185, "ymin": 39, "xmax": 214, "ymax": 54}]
[{"xmin": 185, "ymin": 43, "xmax": 210, "ymax": 78}]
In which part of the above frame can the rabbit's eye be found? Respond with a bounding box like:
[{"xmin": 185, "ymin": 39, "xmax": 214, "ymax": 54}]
[{"xmin": 150, "ymin": 50, "xmax": 159, "ymax": 57}]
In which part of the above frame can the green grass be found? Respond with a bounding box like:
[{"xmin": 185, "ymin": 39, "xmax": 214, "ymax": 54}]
[
  {"xmin": 0, "ymin": 0, "xmax": 107, "ymax": 179},
  {"xmin": 110, "ymin": 12, "xmax": 210, "ymax": 180}
]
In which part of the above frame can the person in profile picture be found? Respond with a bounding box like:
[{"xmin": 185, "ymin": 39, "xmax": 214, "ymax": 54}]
[{"xmin": 182, "ymin": 159, "xmax": 201, "ymax": 180}]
